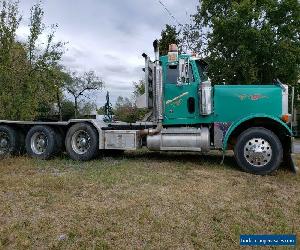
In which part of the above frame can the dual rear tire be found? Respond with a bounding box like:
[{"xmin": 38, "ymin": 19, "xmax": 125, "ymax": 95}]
[
  {"xmin": 0, "ymin": 125, "xmax": 24, "ymax": 159},
  {"xmin": 65, "ymin": 123, "xmax": 99, "ymax": 161},
  {"xmin": 25, "ymin": 126, "xmax": 59, "ymax": 160},
  {"xmin": 25, "ymin": 123, "xmax": 99, "ymax": 161},
  {"xmin": 0, "ymin": 123, "xmax": 99, "ymax": 161}
]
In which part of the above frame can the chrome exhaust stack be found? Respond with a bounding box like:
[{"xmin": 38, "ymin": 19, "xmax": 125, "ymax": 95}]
[{"xmin": 141, "ymin": 40, "xmax": 163, "ymax": 136}]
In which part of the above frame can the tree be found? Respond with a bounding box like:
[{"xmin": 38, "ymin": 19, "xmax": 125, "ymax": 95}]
[
  {"xmin": 61, "ymin": 99, "xmax": 75, "ymax": 120},
  {"xmin": 188, "ymin": 0, "xmax": 300, "ymax": 85},
  {"xmin": 65, "ymin": 71, "xmax": 103, "ymax": 118},
  {"xmin": 159, "ymin": 24, "xmax": 181, "ymax": 56},
  {"xmin": 0, "ymin": 1, "xmax": 65, "ymax": 120},
  {"xmin": 47, "ymin": 66, "xmax": 70, "ymax": 121},
  {"xmin": 79, "ymin": 101, "xmax": 97, "ymax": 116},
  {"xmin": 113, "ymin": 96, "xmax": 136, "ymax": 123},
  {"xmin": 97, "ymin": 106, "xmax": 105, "ymax": 115},
  {"xmin": 115, "ymin": 96, "xmax": 132, "ymax": 109},
  {"xmin": 180, "ymin": 18, "xmax": 208, "ymax": 55},
  {"xmin": 113, "ymin": 81, "xmax": 149, "ymax": 123},
  {"xmin": 133, "ymin": 80, "xmax": 145, "ymax": 100}
]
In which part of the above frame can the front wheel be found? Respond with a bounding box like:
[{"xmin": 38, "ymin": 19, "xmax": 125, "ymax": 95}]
[
  {"xmin": 65, "ymin": 123, "xmax": 99, "ymax": 161},
  {"xmin": 234, "ymin": 127, "xmax": 283, "ymax": 175}
]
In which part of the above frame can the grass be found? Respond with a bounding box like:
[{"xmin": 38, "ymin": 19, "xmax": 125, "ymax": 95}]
[{"xmin": 0, "ymin": 150, "xmax": 299, "ymax": 249}]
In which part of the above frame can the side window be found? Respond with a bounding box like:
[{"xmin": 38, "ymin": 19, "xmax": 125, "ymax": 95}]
[
  {"xmin": 196, "ymin": 60, "xmax": 208, "ymax": 82},
  {"xmin": 188, "ymin": 65, "xmax": 195, "ymax": 82},
  {"xmin": 166, "ymin": 65, "xmax": 179, "ymax": 83},
  {"xmin": 166, "ymin": 64, "xmax": 195, "ymax": 84}
]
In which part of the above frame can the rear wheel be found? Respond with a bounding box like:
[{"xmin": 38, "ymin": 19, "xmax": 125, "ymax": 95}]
[
  {"xmin": 65, "ymin": 123, "xmax": 99, "ymax": 161},
  {"xmin": 25, "ymin": 126, "xmax": 58, "ymax": 160},
  {"xmin": 234, "ymin": 127, "xmax": 283, "ymax": 175},
  {"xmin": 0, "ymin": 125, "xmax": 20, "ymax": 158}
]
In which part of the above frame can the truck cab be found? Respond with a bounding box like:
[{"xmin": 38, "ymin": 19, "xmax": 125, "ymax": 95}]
[
  {"xmin": 140, "ymin": 41, "xmax": 296, "ymax": 174},
  {"xmin": 159, "ymin": 53, "xmax": 286, "ymax": 126}
]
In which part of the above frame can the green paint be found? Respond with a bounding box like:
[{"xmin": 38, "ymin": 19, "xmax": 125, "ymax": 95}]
[
  {"xmin": 161, "ymin": 55, "xmax": 284, "ymax": 127},
  {"xmin": 222, "ymin": 114, "xmax": 293, "ymax": 150},
  {"xmin": 213, "ymin": 85, "xmax": 282, "ymax": 122}
]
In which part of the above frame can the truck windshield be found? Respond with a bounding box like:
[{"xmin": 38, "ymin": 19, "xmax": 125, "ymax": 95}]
[{"xmin": 196, "ymin": 60, "xmax": 208, "ymax": 82}]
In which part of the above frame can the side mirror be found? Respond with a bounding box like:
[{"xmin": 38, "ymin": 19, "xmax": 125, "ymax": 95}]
[{"xmin": 177, "ymin": 58, "xmax": 189, "ymax": 85}]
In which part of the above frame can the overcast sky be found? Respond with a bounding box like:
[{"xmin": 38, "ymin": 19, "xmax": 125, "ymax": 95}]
[{"xmin": 17, "ymin": 0, "xmax": 198, "ymax": 106}]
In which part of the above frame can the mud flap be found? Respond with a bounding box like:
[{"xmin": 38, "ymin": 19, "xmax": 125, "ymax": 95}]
[
  {"xmin": 290, "ymin": 138, "xmax": 299, "ymax": 174},
  {"xmin": 288, "ymin": 153, "xmax": 299, "ymax": 173}
]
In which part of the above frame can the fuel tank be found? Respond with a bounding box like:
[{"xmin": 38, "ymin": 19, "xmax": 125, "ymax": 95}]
[{"xmin": 147, "ymin": 127, "xmax": 210, "ymax": 152}]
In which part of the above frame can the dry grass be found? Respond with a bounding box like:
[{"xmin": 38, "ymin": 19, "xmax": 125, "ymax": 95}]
[{"xmin": 0, "ymin": 151, "xmax": 299, "ymax": 249}]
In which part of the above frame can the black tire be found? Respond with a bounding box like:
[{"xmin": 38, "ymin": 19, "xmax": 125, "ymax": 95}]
[
  {"xmin": 65, "ymin": 123, "xmax": 99, "ymax": 161},
  {"xmin": 25, "ymin": 125, "xmax": 57, "ymax": 160},
  {"xmin": 234, "ymin": 127, "xmax": 283, "ymax": 175},
  {"xmin": 0, "ymin": 125, "xmax": 20, "ymax": 158}
]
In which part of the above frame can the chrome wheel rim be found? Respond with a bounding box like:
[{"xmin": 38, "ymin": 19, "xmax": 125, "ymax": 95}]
[
  {"xmin": 71, "ymin": 130, "xmax": 91, "ymax": 155},
  {"xmin": 0, "ymin": 132, "xmax": 10, "ymax": 155},
  {"xmin": 244, "ymin": 137, "xmax": 272, "ymax": 167},
  {"xmin": 31, "ymin": 132, "xmax": 48, "ymax": 155}
]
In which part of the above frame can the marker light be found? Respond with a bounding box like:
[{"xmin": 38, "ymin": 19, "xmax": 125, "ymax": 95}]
[
  {"xmin": 281, "ymin": 114, "xmax": 291, "ymax": 123},
  {"xmin": 168, "ymin": 44, "xmax": 178, "ymax": 63}
]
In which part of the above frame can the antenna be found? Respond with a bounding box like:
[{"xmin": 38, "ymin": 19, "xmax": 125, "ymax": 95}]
[{"xmin": 157, "ymin": 0, "xmax": 183, "ymax": 27}]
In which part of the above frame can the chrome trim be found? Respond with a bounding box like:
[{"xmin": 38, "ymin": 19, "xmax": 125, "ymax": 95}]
[
  {"xmin": 31, "ymin": 132, "xmax": 48, "ymax": 155},
  {"xmin": 71, "ymin": 130, "xmax": 91, "ymax": 155},
  {"xmin": 243, "ymin": 137, "xmax": 272, "ymax": 167},
  {"xmin": 282, "ymin": 84, "xmax": 289, "ymax": 115},
  {"xmin": 200, "ymin": 80, "xmax": 212, "ymax": 116},
  {"xmin": 147, "ymin": 127, "xmax": 210, "ymax": 152}
]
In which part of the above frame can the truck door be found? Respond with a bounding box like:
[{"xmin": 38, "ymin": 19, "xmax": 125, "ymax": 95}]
[{"xmin": 164, "ymin": 62, "xmax": 198, "ymax": 122}]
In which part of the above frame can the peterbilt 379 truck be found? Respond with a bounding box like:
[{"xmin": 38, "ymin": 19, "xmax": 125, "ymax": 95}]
[{"xmin": 0, "ymin": 41, "xmax": 297, "ymax": 175}]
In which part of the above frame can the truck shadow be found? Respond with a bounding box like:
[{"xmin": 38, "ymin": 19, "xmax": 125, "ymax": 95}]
[
  {"xmin": 100, "ymin": 150, "xmax": 295, "ymax": 173},
  {"xmin": 100, "ymin": 150, "xmax": 240, "ymax": 172}
]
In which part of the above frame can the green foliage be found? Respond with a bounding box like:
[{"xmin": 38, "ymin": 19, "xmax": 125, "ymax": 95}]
[
  {"xmin": 79, "ymin": 101, "xmax": 97, "ymax": 116},
  {"xmin": 97, "ymin": 106, "xmax": 105, "ymax": 115},
  {"xmin": 59, "ymin": 99, "xmax": 96, "ymax": 121},
  {"xmin": 0, "ymin": 1, "xmax": 65, "ymax": 120},
  {"xmin": 114, "ymin": 96, "xmax": 134, "ymax": 122},
  {"xmin": 181, "ymin": 0, "xmax": 300, "ymax": 85},
  {"xmin": 61, "ymin": 99, "xmax": 76, "ymax": 120},
  {"xmin": 114, "ymin": 81, "xmax": 148, "ymax": 123},
  {"xmin": 133, "ymin": 80, "xmax": 145, "ymax": 99},
  {"xmin": 159, "ymin": 24, "xmax": 180, "ymax": 56}
]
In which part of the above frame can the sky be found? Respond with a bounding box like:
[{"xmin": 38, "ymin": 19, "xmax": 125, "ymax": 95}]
[{"xmin": 17, "ymin": 0, "xmax": 198, "ymax": 107}]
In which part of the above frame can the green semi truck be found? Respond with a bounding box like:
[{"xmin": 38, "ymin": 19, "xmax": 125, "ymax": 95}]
[{"xmin": 0, "ymin": 41, "xmax": 298, "ymax": 175}]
